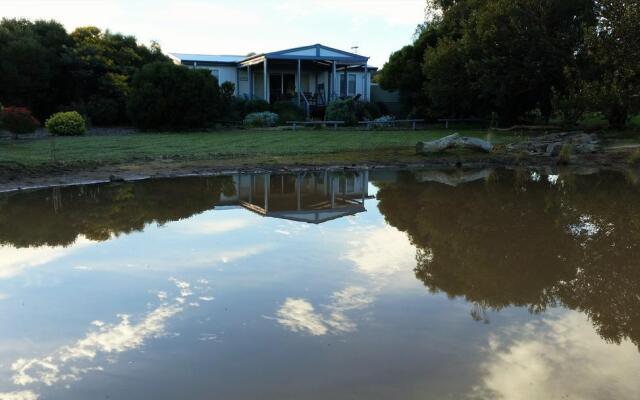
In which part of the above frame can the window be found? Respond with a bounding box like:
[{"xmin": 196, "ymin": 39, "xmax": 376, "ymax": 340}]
[
  {"xmin": 340, "ymin": 73, "xmax": 357, "ymax": 96},
  {"xmin": 348, "ymin": 74, "xmax": 356, "ymax": 96}
]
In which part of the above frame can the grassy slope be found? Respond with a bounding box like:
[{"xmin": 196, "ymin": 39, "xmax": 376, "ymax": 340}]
[{"xmin": 0, "ymin": 129, "xmax": 512, "ymax": 167}]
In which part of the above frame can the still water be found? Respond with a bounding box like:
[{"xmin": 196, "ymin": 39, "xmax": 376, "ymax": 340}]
[{"xmin": 0, "ymin": 168, "xmax": 639, "ymax": 399}]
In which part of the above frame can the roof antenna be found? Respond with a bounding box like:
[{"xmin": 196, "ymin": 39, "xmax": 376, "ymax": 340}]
[{"xmin": 351, "ymin": 45, "xmax": 359, "ymax": 54}]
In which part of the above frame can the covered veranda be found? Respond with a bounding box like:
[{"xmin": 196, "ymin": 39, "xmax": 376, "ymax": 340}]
[{"xmin": 237, "ymin": 44, "xmax": 372, "ymax": 117}]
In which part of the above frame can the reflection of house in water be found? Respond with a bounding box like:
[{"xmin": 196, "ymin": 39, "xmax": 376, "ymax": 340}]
[{"xmin": 218, "ymin": 170, "xmax": 372, "ymax": 224}]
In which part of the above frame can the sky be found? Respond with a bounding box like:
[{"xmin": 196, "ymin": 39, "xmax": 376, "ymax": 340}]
[{"xmin": 0, "ymin": 0, "xmax": 426, "ymax": 67}]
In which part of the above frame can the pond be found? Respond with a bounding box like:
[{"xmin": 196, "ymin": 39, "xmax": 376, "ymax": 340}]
[{"xmin": 0, "ymin": 167, "xmax": 639, "ymax": 399}]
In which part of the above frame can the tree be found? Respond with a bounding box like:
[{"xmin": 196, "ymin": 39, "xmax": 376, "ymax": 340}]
[
  {"xmin": 584, "ymin": 0, "xmax": 640, "ymax": 128},
  {"xmin": 377, "ymin": 24, "xmax": 439, "ymax": 117},
  {"xmin": 379, "ymin": 0, "xmax": 596, "ymax": 124},
  {"xmin": 425, "ymin": 0, "xmax": 596, "ymax": 124},
  {"xmin": 127, "ymin": 62, "xmax": 223, "ymax": 130},
  {"xmin": 68, "ymin": 26, "xmax": 170, "ymax": 125},
  {"xmin": 375, "ymin": 169, "xmax": 640, "ymax": 348},
  {"xmin": 0, "ymin": 176, "xmax": 236, "ymax": 248},
  {"xmin": 0, "ymin": 19, "xmax": 171, "ymax": 126},
  {"xmin": 0, "ymin": 19, "xmax": 73, "ymax": 120},
  {"xmin": 423, "ymin": 37, "xmax": 476, "ymax": 118}
]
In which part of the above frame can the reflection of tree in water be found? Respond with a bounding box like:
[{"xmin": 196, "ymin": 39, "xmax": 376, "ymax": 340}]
[
  {"xmin": 0, "ymin": 176, "xmax": 236, "ymax": 248},
  {"xmin": 376, "ymin": 169, "xmax": 640, "ymax": 348}
]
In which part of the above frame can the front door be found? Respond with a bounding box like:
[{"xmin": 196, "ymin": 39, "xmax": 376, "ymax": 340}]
[
  {"xmin": 283, "ymin": 74, "xmax": 296, "ymax": 98},
  {"xmin": 269, "ymin": 74, "xmax": 282, "ymax": 103}
]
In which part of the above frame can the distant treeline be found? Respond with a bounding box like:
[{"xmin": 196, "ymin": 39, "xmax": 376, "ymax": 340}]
[
  {"xmin": 378, "ymin": 0, "xmax": 639, "ymax": 128},
  {"xmin": 0, "ymin": 19, "xmax": 239, "ymax": 130},
  {"xmin": 0, "ymin": 20, "xmax": 168, "ymax": 124}
]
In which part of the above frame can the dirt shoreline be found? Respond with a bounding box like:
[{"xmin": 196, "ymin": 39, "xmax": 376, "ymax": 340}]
[{"xmin": 1, "ymin": 149, "xmax": 637, "ymax": 193}]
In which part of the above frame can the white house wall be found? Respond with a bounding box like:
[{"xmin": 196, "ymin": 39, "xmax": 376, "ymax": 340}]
[
  {"xmin": 195, "ymin": 65, "xmax": 238, "ymax": 93},
  {"xmin": 238, "ymin": 69, "xmax": 249, "ymax": 97}
]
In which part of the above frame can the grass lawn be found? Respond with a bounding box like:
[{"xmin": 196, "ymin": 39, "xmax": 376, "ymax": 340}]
[{"xmin": 0, "ymin": 128, "xmax": 514, "ymax": 167}]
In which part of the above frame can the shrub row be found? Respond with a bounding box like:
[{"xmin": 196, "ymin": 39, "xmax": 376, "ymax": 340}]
[
  {"xmin": 244, "ymin": 112, "xmax": 279, "ymax": 127},
  {"xmin": 0, "ymin": 105, "xmax": 86, "ymax": 136},
  {"xmin": 236, "ymin": 98, "xmax": 382, "ymax": 128},
  {"xmin": 0, "ymin": 107, "xmax": 40, "ymax": 135},
  {"xmin": 45, "ymin": 112, "xmax": 86, "ymax": 136},
  {"xmin": 325, "ymin": 98, "xmax": 382, "ymax": 126},
  {"xmin": 231, "ymin": 99, "xmax": 305, "ymax": 125}
]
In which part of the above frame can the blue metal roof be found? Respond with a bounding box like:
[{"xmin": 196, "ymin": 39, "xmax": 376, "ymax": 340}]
[
  {"xmin": 169, "ymin": 53, "xmax": 245, "ymax": 64},
  {"xmin": 240, "ymin": 44, "xmax": 369, "ymax": 65},
  {"xmin": 171, "ymin": 44, "xmax": 370, "ymax": 67}
]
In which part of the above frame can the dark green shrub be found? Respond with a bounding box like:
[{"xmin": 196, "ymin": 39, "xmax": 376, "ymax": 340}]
[
  {"xmin": 87, "ymin": 97, "xmax": 121, "ymax": 126},
  {"xmin": 45, "ymin": 111, "xmax": 86, "ymax": 136},
  {"xmin": 376, "ymin": 101, "xmax": 391, "ymax": 116},
  {"xmin": 220, "ymin": 82, "xmax": 235, "ymax": 99},
  {"xmin": 227, "ymin": 98, "xmax": 270, "ymax": 121},
  {"xmin": 244, "ymin": 99, "xmax": 270, "ymax": 114},
  {"xmin": 325, "ymin": 98, "xmax": 358, "ymax": 126},
  {"xmin": 271, "ymin": 101, "xmax": 305, "ymax": 124},
  {"xmin": 228, "ymin": 97, "xmax": 247, "ymax": 121},
  {"xmin": 127, "ymin": 62, "xmax": 222, "ymax": 130},
  {"xmin": 0, "ymin": 107, "xmax": 39, "ymax": 135},
  {"xmin": 218, "ymin": 82, "xmax": 236, "ymax": 121},
  {"xmin": 357, "ymin": 101, "xmax": 382, "ymax": 120}
]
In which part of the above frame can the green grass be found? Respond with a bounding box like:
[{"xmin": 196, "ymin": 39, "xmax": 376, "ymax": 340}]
[{"xmin": 0, "ymin": 129, "xmax": 512, "ymax": 167}]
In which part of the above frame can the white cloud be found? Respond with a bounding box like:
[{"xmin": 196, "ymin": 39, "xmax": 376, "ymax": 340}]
[
  {"xmin": 0, "ymin": 391, "xmax": 38, "ymax": 400},
  {"xmin": 175, "ymin": 218, "xmax": 249, "ymax": 235},
  {"xmin": 0, "ymin": 0, "xmax": 424, "ymax": 66},
  {"xmin": 11, "ymin": 304, "xmax": 182, "ymax": 386},
  {"xmin": 273, "ymin": 286, "xmax": 373, "ymax": 336},
  {"xmin": 471, "ymin": 312, "xmax": 640, "ymax": 399},
  {"xmin": 0, "ymin": 237, "xmax": 96, "ymax": 280},
  {"xmin": 304, "ymin": 0, "xmax": 424, "ymax": 26},
  {"xmin": 6, "ymin": 278, "xmax": 206, "ymax": 395},
  {"xmin": 341, "ymin": 225, "xmax": 416, "ymax": 281},
  {"xmin": 275, "ymin": 298, "xmax": 328, "ymax": 336}
]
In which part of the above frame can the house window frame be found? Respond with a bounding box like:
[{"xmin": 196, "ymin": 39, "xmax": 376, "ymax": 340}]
[{"xmin": 340, "ymin": 73, "xmax": 357, "ymax": 97}]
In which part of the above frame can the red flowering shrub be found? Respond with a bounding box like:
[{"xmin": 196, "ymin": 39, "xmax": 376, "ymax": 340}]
[{"xmin": 0, "ymin": 107, "xmax": 40, "ymax": 135}]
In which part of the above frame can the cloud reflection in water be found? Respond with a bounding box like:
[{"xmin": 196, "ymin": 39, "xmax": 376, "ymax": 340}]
[
  {"xmin": 471, "ymin": 312, "xmax": 640, "ymax": 399},
  {"xmin": 274, "ymin": 286, "xmax": 373, "ymax": 336},
  {"xmin": 4, "ymin": 278, "xmax": 210, "ymax": 398}
]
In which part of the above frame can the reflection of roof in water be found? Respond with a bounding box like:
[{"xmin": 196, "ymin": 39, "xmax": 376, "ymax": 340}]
[
  {"xmin": 215, "ymin": 171, "xmax": 374, "ymax": 224},
  {"xmin": 241, "ymin": 202, "xmax": 367, "ymax": 224}
]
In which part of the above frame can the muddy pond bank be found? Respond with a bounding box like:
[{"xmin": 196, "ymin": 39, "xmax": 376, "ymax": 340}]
[{"xmin": 0, "ymin": 147, "xmax": 637, "ymax": 193}]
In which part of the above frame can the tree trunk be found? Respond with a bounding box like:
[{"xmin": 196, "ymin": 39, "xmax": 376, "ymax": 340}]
[{"xmin": 416, "ymin": 133, "xmax": 493, "ymax": 154}]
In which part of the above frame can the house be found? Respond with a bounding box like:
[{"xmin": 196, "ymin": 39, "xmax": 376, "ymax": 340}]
[
  {"xmin": 169, "ymin": 44, "xmax": 376, "ymax": 117},
  {"xmin": 215, "ymin": 170, "xmax": 372, "ymax": 224}
]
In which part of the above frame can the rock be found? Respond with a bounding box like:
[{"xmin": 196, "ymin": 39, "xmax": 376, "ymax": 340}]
[
  {"xmin": 574, "ymin": 143, "xmax": 599, "ymax": 154},
  {"xmin": 545, "ymin": 142, "xmax": 563, "ymax": 156},
  {"xmin": 109, "ymin": 175, "xmax": 125, "ymax": 182},
  {"xmin": 507, "ymin": 131, "xmax": 600, "ymax": 158}
]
